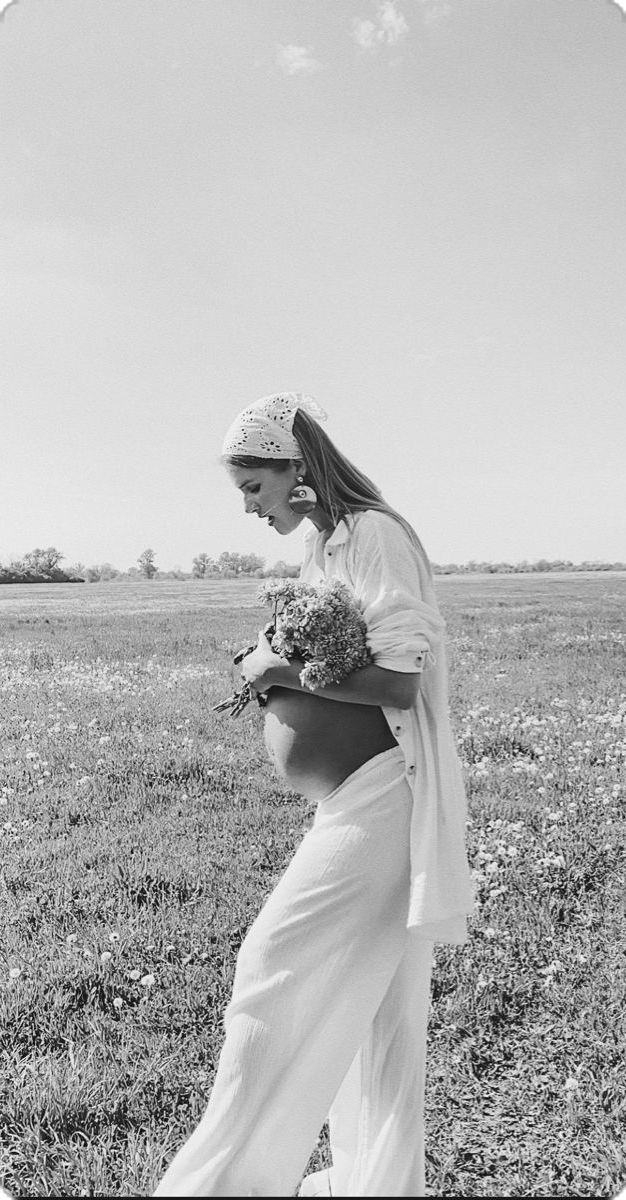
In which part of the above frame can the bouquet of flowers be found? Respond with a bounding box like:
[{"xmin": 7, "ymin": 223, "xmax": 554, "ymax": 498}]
[{"xmin": 213, "ymin": 579, "xmax": 371, "ymax": 717}]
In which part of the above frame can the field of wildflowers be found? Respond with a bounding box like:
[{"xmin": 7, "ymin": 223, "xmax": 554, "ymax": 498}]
[{"xmin": 1, "ymin": 575, "xmax": 625, "ymax": 1197}]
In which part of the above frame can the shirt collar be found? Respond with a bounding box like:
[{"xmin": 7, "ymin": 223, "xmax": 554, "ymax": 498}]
[{"xmin": 303, "ymin": 515, "xmax": 352, "ymax": 547}]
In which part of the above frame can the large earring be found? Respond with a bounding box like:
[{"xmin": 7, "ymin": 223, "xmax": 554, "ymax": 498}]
[{"xmin": 288, "ymin": 476, "xmax": 317, "ymax": 514}]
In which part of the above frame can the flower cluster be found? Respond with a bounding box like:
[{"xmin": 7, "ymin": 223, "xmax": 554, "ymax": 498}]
[{"xmin": 258, "ymin": 578, "xmax": 371, "ymax": 690}]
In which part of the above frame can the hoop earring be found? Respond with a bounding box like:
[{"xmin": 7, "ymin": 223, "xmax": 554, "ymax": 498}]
[{"xmin": 288, "ymin": 476, "xmax": 317, "ymax": 514}]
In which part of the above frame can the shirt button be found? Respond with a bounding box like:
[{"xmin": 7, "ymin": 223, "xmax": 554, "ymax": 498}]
[
  {"xmin": 395, "ymin": 725, "xmax": 402, "ymax": 734},
  {"xmin": 407, "ymin": 764, "xmax": 415, "ymax": 773}
]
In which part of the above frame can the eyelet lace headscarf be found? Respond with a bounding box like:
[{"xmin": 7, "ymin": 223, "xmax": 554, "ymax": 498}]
[{"xmin": 222, "ymin": 392, "xmax": 328, "ymax": 459}]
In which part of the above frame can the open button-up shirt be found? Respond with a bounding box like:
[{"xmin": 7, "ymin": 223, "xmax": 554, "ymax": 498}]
[{"xmin": 300, "ymin": 509, "xmax": 473, "ymax": 945}]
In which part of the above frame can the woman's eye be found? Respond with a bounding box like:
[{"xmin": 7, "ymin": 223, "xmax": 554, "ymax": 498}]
[{"xmin": 247, "ymin": 485, "xmax": 260, "ymax": 495}]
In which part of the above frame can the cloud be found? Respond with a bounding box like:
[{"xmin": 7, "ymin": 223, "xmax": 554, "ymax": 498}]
[
  {"xmin": 378, "ymin": 0, "xmax": 409, "ymax": 43},
  {"xmin": 352, "ymin": 1, "xmax": 409, "ymax": 51},
  {"xmin": 353, "ymin": 18, "xmax": 379, "ymax": 50},
  {"xmin": 276, "ymin": 44, "xmax": 323, "ymax": 76}
]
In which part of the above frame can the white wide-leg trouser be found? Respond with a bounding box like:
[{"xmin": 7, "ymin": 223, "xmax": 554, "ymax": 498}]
[{"xmin": 154, "ymin": 747, "xmax": 433, "ymax": 1198}]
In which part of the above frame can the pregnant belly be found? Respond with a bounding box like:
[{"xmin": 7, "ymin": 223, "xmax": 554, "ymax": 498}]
[{"xmin": 263, "ymin": 687, "xmax": 398, "ymax": 801}]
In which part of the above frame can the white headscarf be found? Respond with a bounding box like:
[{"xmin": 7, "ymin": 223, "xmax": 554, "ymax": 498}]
[{"xmin": 221, "ymin": 392, "xmax": 328, "ymax": 459}]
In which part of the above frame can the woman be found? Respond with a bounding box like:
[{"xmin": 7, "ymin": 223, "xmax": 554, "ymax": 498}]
[{"xmin": 155, "ymin": 392, "xmax": 472, "ymax": 1197}]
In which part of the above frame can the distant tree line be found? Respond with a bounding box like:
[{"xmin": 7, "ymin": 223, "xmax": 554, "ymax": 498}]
[
  {"xmin": 0, "ymin": 547, "xmax": 301, "ymax": 584},
  {"xmin": 0, "ymin": 547, "xmax": 83, "ymax": 585},
  {"xmin": 1, "ymin": 547, "xmax": 624, "ymax": 585},
  {"xmin": 431, "ymin": 558, "xmax": 626, "ymax": 575}
]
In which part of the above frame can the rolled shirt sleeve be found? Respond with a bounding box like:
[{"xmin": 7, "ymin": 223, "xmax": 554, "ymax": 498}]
[{"xmin": 345, "ymin": 512, "xmax": 446, "ymax": 673}]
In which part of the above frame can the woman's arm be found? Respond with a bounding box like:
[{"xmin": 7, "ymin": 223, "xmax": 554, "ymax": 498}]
[
  {"xmin": 240, "ymin": 633, "xmax": 420, "ymax": 709},
  {"xmin": 269, "ymin": 659, "xmax": 420, "ymax": 709}
]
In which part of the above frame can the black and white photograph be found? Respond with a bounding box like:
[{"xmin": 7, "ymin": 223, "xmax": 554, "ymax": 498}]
[{"xmin": 1, "ymin": 1, "xmax": 625, "ymax": 1196}]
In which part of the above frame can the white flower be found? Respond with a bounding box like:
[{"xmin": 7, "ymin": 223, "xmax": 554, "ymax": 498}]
[
  {"xmin": 140, "ymin": 973, "xmax": 155, "ymax": 987},
  {"xmin": 128, "ymin": 969, "xmax": 141, "ymax": 981},
  {"xmin": 100, "ymin": 951, "xmax": 112, "ymax": 964},
  {"xmin": 113, "ymin": 997, "xmax": 123, "ymax": 1010},
  {"xmin": 9, "ymin": 967, "xmax": 22, "ymax": 979}
]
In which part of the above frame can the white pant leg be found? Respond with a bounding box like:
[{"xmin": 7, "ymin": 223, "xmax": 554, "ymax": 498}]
[
  {"xmin": 327, "ymin": 933, "xmax": 433, "ymax": 1197},
  {"xmin": 154, "ymin": 749, "xmax": 411, "ymax": 1198}
]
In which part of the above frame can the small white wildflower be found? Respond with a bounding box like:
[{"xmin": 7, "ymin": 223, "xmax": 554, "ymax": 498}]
[
  {"xmin": 9, "ymin": 967, "xmax": 22, "ymax": 979},
  {"xmin": 128, "ymin": 969, "xmax": 141, "ymax": 981},
  {"xmin": 100, "ymin": 951, "xmax": 112, "ymax": 964},
  {"xmin": 108, "ymin": 932, "xmax": 120, "ymax": 942},
  {"xmin": 113, "ymin": 997, "xmax": 123, "ymax": 1010},
  {"xmin": 140, "ymin": 973, "xmax": 155, "ymax": 987},
  {"xmin": 66, "ymin": 933, "xmax": 78, "ymax": 945}
]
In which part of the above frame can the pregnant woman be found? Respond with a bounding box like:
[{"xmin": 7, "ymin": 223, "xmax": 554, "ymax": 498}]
[{"xmin": 155, "ymin": 393, "xmax": 473, "ymax": 1197}]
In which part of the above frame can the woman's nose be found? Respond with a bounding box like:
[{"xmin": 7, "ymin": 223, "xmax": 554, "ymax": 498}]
[{"xmin": 244, "ymin": 496, "xmax": 259, "ymax": 515}]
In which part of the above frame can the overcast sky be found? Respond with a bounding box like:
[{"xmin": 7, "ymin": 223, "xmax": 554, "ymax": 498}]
[{"xmin": 1, "ymin": 0, "xmax": 625, "ymax": 570}]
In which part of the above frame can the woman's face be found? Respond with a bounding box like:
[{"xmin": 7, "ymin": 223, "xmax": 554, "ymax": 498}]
[{"xmin": 227, "ymin": 462, "xmax": 304, "ymax": 536}]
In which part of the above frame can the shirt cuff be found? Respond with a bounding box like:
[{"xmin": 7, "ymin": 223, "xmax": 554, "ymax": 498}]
[{"xmin": 373, "ymin": 648, "xmax": 430, "ymax": 673}]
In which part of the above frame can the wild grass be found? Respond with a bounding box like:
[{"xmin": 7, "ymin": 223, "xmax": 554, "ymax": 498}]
[{"xmin": 1, "ymin": 575, "xmax": 625, "ymax": 1197}]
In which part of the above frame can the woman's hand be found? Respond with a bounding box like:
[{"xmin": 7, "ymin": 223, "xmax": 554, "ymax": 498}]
[{"xmin": 239, "ymin": 631, "xmax": 288, "ymax": 695}]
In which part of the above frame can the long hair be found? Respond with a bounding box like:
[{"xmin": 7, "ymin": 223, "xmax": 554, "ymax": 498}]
[{"xmin": 224, "ymin": 409, "xmax": 432, "ymax": 569}]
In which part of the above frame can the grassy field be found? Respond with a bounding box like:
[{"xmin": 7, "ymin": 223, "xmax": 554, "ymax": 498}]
[{"xmin": 1, "ymin": 574, "xmax": 625, "ymax": 1197}]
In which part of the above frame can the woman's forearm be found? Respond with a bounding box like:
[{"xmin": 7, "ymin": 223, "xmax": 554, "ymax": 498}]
[{"xmin": 264, "ymin": 660, "xmax": 420, "ymax": 710}]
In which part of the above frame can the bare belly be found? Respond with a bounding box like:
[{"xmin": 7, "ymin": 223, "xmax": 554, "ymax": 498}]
[{"xmin": 263, "ymin": 687, "xmax": 397, "ymax": 802}]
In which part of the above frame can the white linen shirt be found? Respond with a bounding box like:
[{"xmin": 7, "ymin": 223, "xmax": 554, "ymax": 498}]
[{"xmin": 300, "ymin": 510, "xmax": 473, "ymax": 945}]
